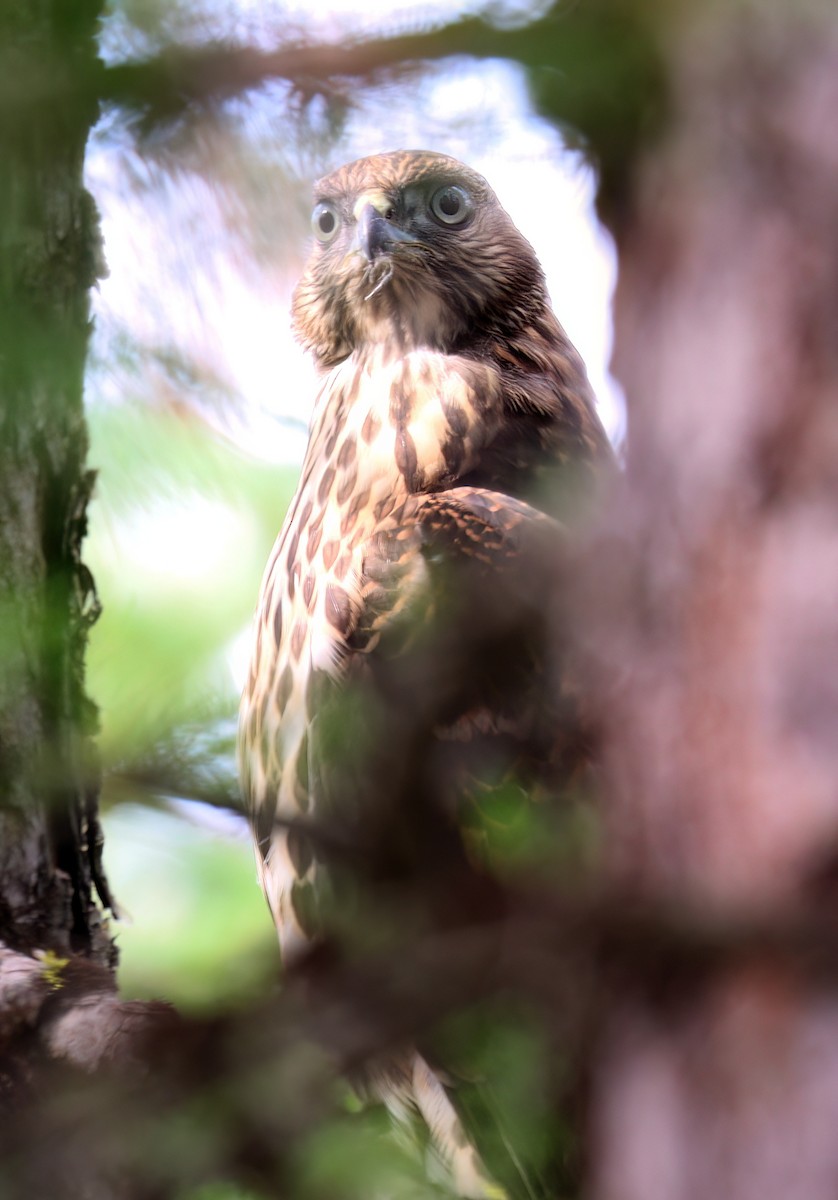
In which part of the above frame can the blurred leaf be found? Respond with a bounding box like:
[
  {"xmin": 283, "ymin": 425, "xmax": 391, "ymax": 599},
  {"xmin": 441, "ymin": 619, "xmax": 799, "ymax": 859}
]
[
  {"xmin": 461, "ymin": 779, "xmax": 600, "ymax": 883},
  {"xmin": 293, "ymin": 1108, "xmax": 443, "ymax": 1200},
  {"xmin": 434, "ymin": 1004, "xmax": 563, "ymax": 1200},
  {"xmin": 179, "ymin": 1184, "xmax": 267, "ymax": 1200}
]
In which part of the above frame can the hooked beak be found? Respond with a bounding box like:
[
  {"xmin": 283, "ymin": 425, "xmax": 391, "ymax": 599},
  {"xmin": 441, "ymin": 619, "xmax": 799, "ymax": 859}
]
[{"xmin": 355, "ymin": 203, "xmax": 415, "ymax": 263}]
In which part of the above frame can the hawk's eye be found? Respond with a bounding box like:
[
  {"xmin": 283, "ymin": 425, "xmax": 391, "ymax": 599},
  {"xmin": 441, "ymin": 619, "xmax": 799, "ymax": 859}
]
[
  {"xmin": 429, "ymin": 184, "xmax": 472, "ymax": 226},
  {"xmin": 312, "ymin": 202, "xmax": 340, "ymax": 243}
]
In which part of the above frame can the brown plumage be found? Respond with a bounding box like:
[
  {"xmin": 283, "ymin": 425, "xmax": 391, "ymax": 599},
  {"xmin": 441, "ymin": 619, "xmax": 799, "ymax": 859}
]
[{"xmin": 239, "ymin": 149, "xmax": 613, "ymax": 1197}]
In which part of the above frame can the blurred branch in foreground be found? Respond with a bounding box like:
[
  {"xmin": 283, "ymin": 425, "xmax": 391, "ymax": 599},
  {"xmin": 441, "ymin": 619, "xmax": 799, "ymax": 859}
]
[
  {"xmin": 7, "ymin": 877, "xmax": 838, "ymax": 1198},
  {"xmin": 577, "ymin": 4, "xmax": 838, "ymax": 1198}
]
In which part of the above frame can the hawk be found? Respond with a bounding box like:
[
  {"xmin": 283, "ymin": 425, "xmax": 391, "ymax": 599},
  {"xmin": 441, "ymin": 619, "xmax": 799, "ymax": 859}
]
[{"xmin": 239, "ymin": 149, "xmax": 613, "ymax": 1197}]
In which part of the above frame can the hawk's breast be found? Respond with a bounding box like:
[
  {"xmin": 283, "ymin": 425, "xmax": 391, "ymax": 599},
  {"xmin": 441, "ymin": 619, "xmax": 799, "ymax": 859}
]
[{"xmin": 239, "ymin": 344, "xmax": 504, "ymax": 955}]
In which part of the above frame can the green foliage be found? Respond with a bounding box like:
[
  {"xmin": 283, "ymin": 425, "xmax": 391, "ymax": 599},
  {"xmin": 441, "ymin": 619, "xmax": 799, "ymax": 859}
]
[
  {"xmin": 433, "ymin": 1005, "xmax": 563, "ymax": 1200},
  {"xmin": 86, "ymin": 399, "xmax": 298, "ymax": 761},
  {"xmin": 462, "ymin": 778, "xmax": 600, "ymax": 883},
  {"xmin": 180, "ymin": 1185, "xmax": 267, "ymax": 1200},
  {"xmin": 85, "ymin": 399, "xmax": 298, "ymax": 1006},
  {"xmin": 103, "ymin": 803, "xmax": 273, "ymax": 1008},
  {"xmin": 293, "ymin": 1108, "xmax": 444, "ymax": 1200}
]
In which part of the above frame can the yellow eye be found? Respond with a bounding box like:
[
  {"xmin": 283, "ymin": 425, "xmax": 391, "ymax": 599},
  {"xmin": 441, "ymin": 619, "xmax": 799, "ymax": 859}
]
[
  {"xmin": 429, "ymin": 185, "xmax": 473, "ymax": 226},
  {"xmin": 312, "ymin": 202, "xmax": 340, "ymax": 243}
]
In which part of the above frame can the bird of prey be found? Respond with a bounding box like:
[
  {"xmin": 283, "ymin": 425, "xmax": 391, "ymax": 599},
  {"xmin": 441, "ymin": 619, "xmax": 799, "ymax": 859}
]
[{"xmin": 238, "ymin": 149, "xmax": 613, "ymax": 1197}]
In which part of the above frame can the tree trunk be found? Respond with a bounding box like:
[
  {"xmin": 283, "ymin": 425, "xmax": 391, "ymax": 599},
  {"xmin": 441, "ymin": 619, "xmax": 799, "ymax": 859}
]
[
  {"xmin": 0, "ymin": 2, "xmax": 113, "ymax": 963},
  {"xmin": 587, "ymin": 4, "xmax": 838, "ymax": 1197}
]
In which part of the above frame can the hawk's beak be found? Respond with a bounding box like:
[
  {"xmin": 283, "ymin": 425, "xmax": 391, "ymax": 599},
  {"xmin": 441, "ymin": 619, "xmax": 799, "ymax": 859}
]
[{"xmin": 355, "ymin": 202, "xmax": 414, "ymax": 263}]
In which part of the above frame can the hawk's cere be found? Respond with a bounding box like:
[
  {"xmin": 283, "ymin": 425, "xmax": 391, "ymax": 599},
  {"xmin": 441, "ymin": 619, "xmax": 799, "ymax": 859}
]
[{"xmin": 238, "ymin": 149, "xmax": 613, "ymax": 1197}]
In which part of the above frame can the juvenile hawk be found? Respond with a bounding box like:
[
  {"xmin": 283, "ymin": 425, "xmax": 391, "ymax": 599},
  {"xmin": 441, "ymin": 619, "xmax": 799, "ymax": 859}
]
[{"xmin": 239, "ymin": 149, "xmax": 612, "ymax": 1196}]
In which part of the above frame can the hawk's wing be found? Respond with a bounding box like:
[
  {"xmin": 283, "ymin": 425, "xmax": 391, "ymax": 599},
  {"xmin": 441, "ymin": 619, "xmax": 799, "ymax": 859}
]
[
  {"xmin": 303, "ymin": 486, "xmax": 571, "ymax": 807},
  {"xmin": 295, "ymin": 485, "xmax": 567, "ymax": 1200},
  {"xmin": 290, "ymin": 477, "xmax": 590, "ymax": 955},
  {"xmin": 294, "ymin": 482, "xmax": 588, "ymax": 942}
]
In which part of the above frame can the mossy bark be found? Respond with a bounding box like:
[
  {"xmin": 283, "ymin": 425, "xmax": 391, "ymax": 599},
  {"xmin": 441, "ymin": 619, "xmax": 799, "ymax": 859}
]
[{"xmin": 0, "ymin": 0, "xmax": 114, "ymax": 965}]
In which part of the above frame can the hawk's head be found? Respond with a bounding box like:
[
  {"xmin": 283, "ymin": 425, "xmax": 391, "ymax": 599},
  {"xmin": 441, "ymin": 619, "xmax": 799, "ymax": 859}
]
[{"xmin": 291, "ymin": 149, "xmax": 549, "ymax": 368}]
